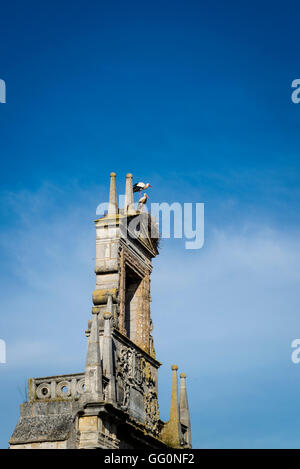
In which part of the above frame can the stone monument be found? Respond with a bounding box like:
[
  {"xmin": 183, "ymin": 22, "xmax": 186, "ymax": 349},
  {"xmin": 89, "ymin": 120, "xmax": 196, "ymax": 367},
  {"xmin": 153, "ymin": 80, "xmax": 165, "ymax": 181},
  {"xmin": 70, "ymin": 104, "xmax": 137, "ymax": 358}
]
[{"xmin": 9, "ymin": 173, "xmax": 192, "ymax": 449}]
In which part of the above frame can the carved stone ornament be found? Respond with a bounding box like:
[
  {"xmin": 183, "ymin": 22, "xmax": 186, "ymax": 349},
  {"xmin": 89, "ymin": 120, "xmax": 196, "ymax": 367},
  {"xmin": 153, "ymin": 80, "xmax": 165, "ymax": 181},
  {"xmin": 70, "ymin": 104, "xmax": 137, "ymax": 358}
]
[
  {"xmin": 143, "ymin": 361, "xmax": 160, "ymax": 434},
  {"xmin": 116, "ymin": 347, "xmax": 134, "ymax": 410},
  {"xmin": 116, "ymin": 346, "xmax": 159, "ymax": 434}
]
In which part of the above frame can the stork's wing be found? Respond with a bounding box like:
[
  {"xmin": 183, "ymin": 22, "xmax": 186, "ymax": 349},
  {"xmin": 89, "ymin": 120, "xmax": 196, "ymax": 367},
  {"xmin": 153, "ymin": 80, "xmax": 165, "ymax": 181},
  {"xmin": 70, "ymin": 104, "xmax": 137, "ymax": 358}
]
[{"xmin": 133, "ymin": 182, "xmax": 144, "ymax": 192}]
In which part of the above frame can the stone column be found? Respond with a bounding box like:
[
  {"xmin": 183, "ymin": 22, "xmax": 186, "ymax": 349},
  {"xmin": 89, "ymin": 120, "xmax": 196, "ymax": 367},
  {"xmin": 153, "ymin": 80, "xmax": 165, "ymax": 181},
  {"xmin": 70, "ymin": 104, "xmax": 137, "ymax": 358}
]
[
  {"xmin": 124, "ymin": 173, "xmax": 136, "ymax": 215},
  {"xmin": 85, "ymin": 313, "xmax": 103, "ymax": 401},
  {"xmin": 180, "ymin": 373, "xmax": 192, "ymax": 448},
  {"xmin": 160, "ymin": 365, "xmax": 182, "ymax": 447},
  {"xmin": 108, "ymin": 172, "xmax": 118, "ymax": 216}
]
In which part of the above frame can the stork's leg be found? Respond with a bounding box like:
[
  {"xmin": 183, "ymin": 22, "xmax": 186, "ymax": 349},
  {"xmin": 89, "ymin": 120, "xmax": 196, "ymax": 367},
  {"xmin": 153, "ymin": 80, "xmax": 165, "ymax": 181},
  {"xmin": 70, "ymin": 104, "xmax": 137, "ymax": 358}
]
[{"xmin": 138, "ymin": 190, "xmax": 142, "ymax": 200}]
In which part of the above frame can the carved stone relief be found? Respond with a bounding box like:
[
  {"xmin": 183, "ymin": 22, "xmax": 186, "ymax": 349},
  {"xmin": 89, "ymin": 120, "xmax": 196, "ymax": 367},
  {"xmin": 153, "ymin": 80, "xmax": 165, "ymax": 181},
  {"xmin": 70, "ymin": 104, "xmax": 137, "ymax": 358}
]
[{"xmin": 116, "ymin": 346, "xmax": 159, "ymax": 435}]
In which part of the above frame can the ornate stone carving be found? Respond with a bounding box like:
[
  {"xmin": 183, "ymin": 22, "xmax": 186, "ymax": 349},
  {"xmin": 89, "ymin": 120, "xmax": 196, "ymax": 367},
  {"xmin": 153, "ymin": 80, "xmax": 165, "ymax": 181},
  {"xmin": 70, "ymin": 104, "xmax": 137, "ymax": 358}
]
[
  {"xmin": 144, "ymin": 387, "xmax": 159, "ymax": 434},
  {"xmin": 56, "ymin": 381, "xmax": 71, "ymax": 398},
  {"xmin": 36, "ymin": 383, "xmax": 51, "ymax": 400},
  {"xmin": 116, "ymin": 347, "xmax": 134, "ymax": 410},
  {"xmin": 143, "ymin": 362, "xmax": 159, "ymax": 434},
  {"xmin": 116, "ymin": 346, "xmax": 159, "ymax": 434},
  {"xmin": 132, "ymin": 353, "xmax": 144, "ymax": 387}
]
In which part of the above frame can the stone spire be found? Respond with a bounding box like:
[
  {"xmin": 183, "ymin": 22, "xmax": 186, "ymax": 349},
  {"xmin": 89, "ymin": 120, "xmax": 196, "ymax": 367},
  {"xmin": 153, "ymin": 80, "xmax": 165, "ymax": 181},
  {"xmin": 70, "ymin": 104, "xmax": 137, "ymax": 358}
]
[
  {"xmin": 102, "ymin": 295, "xmax": 116, "ymax": 403},
  {"xmin": 108, "ymin": 172, "xmax": 118, "ymax": 216},
  {"xmin": 170, "ymin": 365, "xmax": 180, "ymax": 423},
  {"xmin": 180, "ymin": 373, "xmax": 192, "ymax": 447},
  {"xmin": 124, "ymin": 173, "xmax": 136, "ymax": 215},
  {"xmin": 85, "ymin": 312, "xmax": 103, "ymax": 401},
  {"xmin": 161, "ymin": 365, "xmax": 182, "ymax": 447}
]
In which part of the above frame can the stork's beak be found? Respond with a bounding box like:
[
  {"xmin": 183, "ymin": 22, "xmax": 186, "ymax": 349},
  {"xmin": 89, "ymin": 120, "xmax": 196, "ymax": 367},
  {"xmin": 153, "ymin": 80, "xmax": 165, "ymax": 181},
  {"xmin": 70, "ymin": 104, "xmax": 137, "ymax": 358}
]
[{"xmin": 149, "ymin": 185, "xmax": 152, "ymax": 189}]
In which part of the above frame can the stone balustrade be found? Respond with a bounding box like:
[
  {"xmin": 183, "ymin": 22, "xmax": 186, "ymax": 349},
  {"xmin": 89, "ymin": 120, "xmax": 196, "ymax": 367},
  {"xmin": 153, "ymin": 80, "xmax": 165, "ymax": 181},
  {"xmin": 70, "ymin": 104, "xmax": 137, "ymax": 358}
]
[{"xmin": 29, "ymin": 373, "xmax": 86, "ymax": 401}]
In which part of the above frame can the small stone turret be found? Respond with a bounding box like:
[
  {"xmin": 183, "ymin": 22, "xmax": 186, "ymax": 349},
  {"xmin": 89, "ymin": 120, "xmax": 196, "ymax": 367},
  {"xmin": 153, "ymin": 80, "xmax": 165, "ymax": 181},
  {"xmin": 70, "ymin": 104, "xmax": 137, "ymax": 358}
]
[
  {"xmin": 160, "ymin": 365, "xmax": 192, "ymax": 448},
  {"xmin": 180, "ymin": 373, "xmax": 192, "ymax": 448},
  {"xmin": 85, "ymin": 312, "xmax": 103, "ymax": 401},
  {"xmin": 108, "ymin": 172, "xmax": 118, "ymax": 216},
  {"xmin": 124, "ymin": 173, "xmax": 136, "ymax": 215}
]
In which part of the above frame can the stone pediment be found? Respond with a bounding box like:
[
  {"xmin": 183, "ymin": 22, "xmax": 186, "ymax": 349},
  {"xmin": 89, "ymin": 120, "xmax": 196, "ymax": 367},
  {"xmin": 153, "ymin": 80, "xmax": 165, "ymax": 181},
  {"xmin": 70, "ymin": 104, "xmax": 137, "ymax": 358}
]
[{"xmin": 125, "ymin": 212, "xmax": 159, "ymax": 258}]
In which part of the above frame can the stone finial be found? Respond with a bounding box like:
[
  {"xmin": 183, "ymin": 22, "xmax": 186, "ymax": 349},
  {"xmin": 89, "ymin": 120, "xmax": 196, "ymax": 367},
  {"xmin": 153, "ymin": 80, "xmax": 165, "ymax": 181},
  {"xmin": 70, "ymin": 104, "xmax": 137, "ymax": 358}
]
[
  {"xmin": 179, "ymin": 372, "xmax": 192, "ymax": 448},
  {"xmin": 124, "ymin": 173, "xmax": 136, "ymax": 215},
  {"xmin": 85, "ymin": 313, "xmax": 103, "ymax": 400},
  {"xmin": 108, "ymin": 172, "xmax": 118, "ymax": 215},
  {"xmin": 170, "ymin": 365, "xmax": 179, "ymax": 422},
  {"xmin": 160, "ymin": 364, "xmax": 182, "ymax": 447}
]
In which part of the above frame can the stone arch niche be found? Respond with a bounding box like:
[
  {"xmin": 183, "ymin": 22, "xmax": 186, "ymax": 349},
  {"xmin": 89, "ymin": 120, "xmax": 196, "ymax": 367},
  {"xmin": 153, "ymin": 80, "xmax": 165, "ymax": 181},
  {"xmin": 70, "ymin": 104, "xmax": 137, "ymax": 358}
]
[{"xmin": 119, "ymin": 245, "xmax": 151, "ymax": 354}]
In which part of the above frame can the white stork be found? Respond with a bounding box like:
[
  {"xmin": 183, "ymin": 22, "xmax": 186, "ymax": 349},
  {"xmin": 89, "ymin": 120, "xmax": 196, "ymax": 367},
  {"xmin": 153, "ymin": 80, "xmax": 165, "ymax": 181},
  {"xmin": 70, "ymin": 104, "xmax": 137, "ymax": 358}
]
[
  {"xmin": 133, "ymin": 182, "xmax": 152, "ymax": 198},
  {"xmin": 138, "ymin": 193, "xmax": 149, "ymax": 210}
]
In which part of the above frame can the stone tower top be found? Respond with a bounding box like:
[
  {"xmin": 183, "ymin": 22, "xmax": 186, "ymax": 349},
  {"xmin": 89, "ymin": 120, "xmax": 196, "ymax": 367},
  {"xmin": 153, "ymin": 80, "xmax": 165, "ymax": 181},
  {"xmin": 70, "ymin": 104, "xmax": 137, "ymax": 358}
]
[{"xmin": 93, "ymin": 172, "xmax": 159, "ymax": 355}]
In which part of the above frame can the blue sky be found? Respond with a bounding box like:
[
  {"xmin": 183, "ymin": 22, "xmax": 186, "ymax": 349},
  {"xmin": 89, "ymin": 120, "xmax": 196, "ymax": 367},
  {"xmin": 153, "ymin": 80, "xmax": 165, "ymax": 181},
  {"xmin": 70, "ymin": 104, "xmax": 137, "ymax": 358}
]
[{"xmin": 1, "ymin": 0, "xmax": 300, "ymax": 448}]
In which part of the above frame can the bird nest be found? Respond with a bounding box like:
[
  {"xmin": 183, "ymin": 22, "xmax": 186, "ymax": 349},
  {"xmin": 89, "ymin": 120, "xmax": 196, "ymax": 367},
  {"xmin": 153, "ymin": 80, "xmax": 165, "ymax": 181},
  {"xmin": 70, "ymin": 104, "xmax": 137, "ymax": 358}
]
[{"xmin": 122, "ymin": 212, "xmax": 161, "ymax": 253}]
